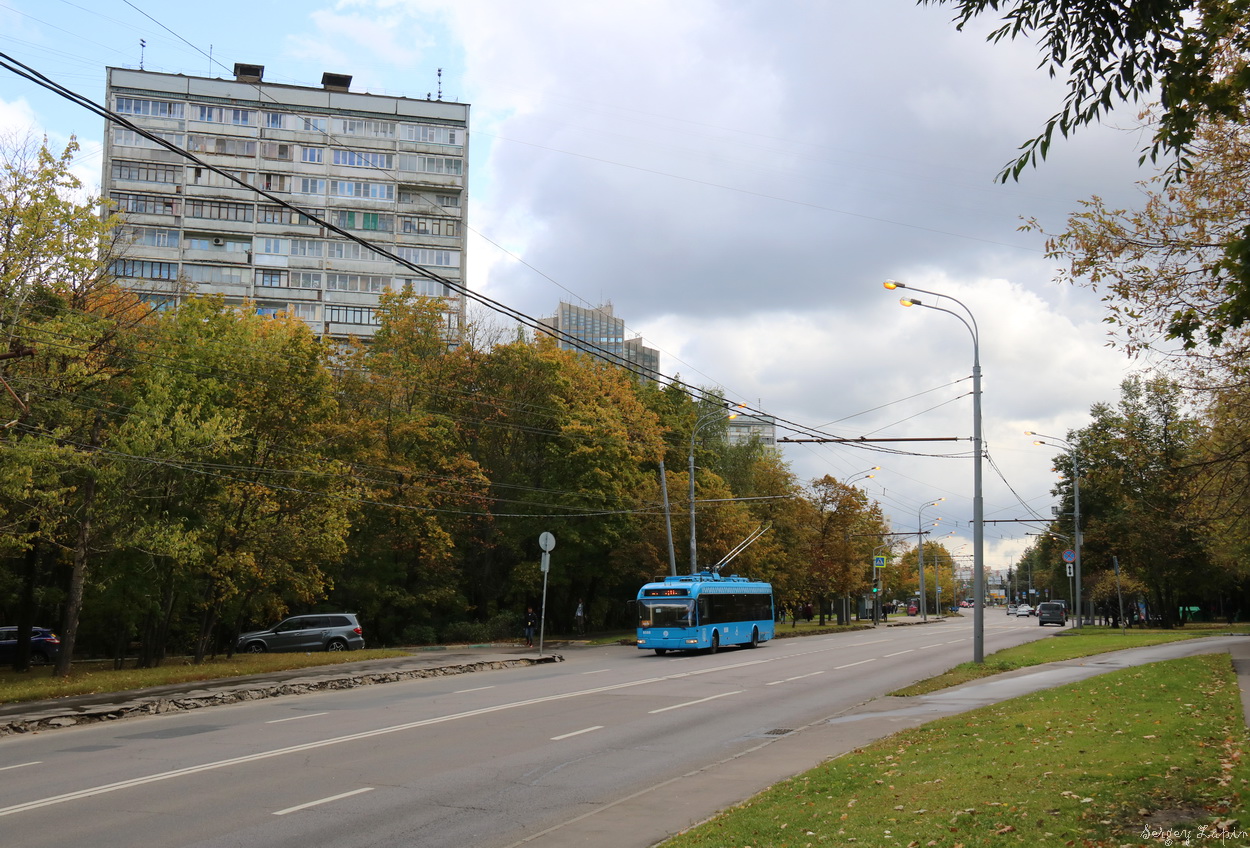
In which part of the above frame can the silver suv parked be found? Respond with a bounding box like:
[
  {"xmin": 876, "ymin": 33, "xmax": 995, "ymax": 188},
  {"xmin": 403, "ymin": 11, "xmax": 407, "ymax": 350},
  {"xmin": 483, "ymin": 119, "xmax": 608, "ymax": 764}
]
[
  {"xmin": 237, "ymin": 614, "xmax": 365, "ymax": 653},
  {"xmin": 1036, "ymin": 602, "xmax": 1067, "ymax": 627}
]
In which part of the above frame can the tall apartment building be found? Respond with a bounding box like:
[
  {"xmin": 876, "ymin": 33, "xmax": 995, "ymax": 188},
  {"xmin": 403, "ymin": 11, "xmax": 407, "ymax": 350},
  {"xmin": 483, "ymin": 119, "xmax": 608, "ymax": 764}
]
[
  {"xmin": 101, "ymin": 64, "xmax": 468, "ymax": 341},
  {"xmin": 726, "ymin": 413, "xmax": 777, "ymax": 448},
  {"xmin": 537, "ymin": 301, "xmax": 660, "ymax": 381}
]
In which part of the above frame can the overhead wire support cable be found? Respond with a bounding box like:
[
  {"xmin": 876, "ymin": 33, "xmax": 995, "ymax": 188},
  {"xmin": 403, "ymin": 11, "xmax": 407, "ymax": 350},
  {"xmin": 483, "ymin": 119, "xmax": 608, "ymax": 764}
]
[{"xmin": 0, "ymin": 49, "xmax": 895, "ymax": 449}]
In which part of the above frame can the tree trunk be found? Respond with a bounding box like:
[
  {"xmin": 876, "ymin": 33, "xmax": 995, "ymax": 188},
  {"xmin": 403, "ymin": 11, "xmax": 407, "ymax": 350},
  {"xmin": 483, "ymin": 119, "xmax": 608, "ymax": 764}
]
[{"xmin": 55, "ymin": 470, "xmax": 97, "ymax": 677}]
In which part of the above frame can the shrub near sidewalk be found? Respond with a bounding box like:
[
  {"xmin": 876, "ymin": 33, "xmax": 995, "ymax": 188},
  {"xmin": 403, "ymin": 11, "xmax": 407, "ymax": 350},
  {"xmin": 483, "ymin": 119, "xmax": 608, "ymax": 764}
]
[{"xmin": 664, "ymin": 654, "xmax": 1249, "ymax": 847}]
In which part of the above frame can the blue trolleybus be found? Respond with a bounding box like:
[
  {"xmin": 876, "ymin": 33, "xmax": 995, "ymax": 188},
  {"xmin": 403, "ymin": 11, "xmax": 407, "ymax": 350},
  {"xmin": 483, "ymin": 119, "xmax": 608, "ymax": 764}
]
[{"xmin": 635, "ymin": 572, "xmax": 774, "ymax": 655}]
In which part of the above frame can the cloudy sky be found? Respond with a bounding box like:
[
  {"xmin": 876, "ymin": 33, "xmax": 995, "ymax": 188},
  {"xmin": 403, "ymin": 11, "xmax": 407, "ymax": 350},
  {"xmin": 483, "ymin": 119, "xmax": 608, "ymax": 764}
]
[{"xmin": 0, "ymin": 0, "xmax": 1163, "ymax": 582}]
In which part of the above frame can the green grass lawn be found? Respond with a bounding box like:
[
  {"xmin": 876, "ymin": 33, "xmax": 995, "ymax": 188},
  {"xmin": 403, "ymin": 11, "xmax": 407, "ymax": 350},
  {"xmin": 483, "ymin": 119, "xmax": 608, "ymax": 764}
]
[
  {"xmin": 0, "ymin": 648, "xmax": 410, "ymax": 705},
  {"xmin": 663, "ymin": 652, "xmax": 1250, "ymax": 847},
  {"xmin": 892, "ymin": 625, "xmax": 1240, "ymax": 696}
]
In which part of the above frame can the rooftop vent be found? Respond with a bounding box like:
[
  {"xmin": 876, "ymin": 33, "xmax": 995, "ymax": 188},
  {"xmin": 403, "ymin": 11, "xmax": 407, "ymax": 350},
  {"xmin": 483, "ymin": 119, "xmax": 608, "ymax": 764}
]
[
  {"xmin": 321, "ymin": 72, "xmax": 352, "ymax": 92},
  {"xmin": 233, "ymin": 63, "xmax": 264, "ymax": 82}
]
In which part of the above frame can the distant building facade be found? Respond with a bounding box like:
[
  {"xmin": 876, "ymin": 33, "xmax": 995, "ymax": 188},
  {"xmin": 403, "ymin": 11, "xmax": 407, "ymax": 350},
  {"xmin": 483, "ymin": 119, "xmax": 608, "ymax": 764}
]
[
  {"xmin": 538, "ymin": 301, "xmax": 660, "ymax": 381},
  {"xmin": 101, "ymin": 64, "xmax": 469, "ymax": 341},
  {"xmin": 727, "ymin": 413, "xmax": 777, "ymax": 448}
]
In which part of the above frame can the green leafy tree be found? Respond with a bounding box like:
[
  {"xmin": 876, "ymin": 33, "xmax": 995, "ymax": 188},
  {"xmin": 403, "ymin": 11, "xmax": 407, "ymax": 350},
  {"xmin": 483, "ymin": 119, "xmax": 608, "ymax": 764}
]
[
  {"xmin": 926, "ymin": 0, "xmax": 1250, "ymax": 343},
  {"xmin": 1056, "ymin": 375, "xmax": 1208, "ymax": 626}
]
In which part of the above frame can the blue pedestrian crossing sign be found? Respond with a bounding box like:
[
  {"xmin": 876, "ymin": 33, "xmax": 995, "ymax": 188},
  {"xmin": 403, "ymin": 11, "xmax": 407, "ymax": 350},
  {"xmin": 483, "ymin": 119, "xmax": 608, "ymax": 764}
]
[{"xmin": 873, "ymin": 555, "xmax": 886, "ymax": 569}]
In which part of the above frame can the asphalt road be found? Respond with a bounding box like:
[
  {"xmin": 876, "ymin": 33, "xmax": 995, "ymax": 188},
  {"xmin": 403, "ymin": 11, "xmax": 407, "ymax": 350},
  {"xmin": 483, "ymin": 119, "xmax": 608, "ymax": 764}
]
[{"xmin": 4, "ymin": 614, "xmax": 1240, "ymax": 848}]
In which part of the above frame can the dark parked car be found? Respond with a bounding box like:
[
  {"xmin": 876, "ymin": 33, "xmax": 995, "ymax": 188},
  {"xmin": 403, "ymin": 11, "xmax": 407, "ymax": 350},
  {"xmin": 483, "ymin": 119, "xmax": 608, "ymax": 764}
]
[
  {"xmin": 1036, "ymin": 602, "xmax": 1067, "ymax": 627},
  {"xmin": 236, "ymin": 614, "xmax": 365, "ymax": 653},
  {"xmin": 0, "ymin": 626, "xmax": 61, "ymax": 665}
]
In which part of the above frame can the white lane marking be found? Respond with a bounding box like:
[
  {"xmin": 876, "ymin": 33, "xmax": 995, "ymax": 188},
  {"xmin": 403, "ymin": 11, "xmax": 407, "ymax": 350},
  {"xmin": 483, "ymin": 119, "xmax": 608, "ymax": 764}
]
[
  {"xmin": 273, "ymin": 787, "xmax": 373, "ymax": 816},
  {"xmin": 454, "ymin": 685, "xmax": 495, "ymax": 693},
  {"xmin": 649, "ymin": 691, "xmax": 742, "ymax": 714},
  {"xmin": 846, "ymin": 639, "xmax": 889, "ymax": 646},
  {"xmin": 884, "ymin": 650, "xmax": 914, "ymax": 658},
  {"xmin": 919, "ymin": 643, "xmax": 945, "ymax": 649},
  {"xmin": 0, "ymin": 657, "xmax": 774, "ymax": 819},
  {"xmin": 0, "ymin": 762, "xmax": 40, "ymax": 772},
  {"xmin": 766, "ymin": 670, "xmax": 825, "ymax": 686},
  {"xmin": 834, "ymin": 658, "xmax": 876, "ymax": 670},
  {"xmin": 580, "ymin": 669, "xmax": 612, "ymax": 675},
  {"xmin": 946, "ymin": 639, "xmax": 966, "ymax": 644},
  {"xmin": 551, "ymin": 726, "xmax": 604, "ymax": 741},
  {"xmin": 266, "ymin": 712, "xmax": 328, "ymax": 724}
]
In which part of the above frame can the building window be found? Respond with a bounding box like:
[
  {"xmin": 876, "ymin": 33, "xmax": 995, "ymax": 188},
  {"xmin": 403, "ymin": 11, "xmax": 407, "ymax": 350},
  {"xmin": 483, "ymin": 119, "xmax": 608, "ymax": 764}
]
[
  {"xmin": 257, "ymin": 269, "xmax": 289, "ymax": 287},
  {"xmin": 301, "ymin": 146, "xmax": 324, "ymax": 164},
  {"xmin": 399, "ymin": 124, "xmax": 461, "ymax": 146},
  {"xmin": 115, "ymin": 97, "xmax": 184, "ymax": 118},
  {"xmin": 185, "ymin": 199, "xmax": 254, "ymax": 222},
  {"xmin": 327, "ymin": 241, "xmax": 383, "ymax": 262},
  {"xmin": 260, "ymin": 173, "xmax": 290, "ymax": 192},
  {"xmin": 257, "ymin": 204, "xmax": 321, "ymax": 225},
  {"xmin": 112, "ymin": 259, "xmax": 177, "ymax": 280},
  {"xmin": 264, "ymin": 112, "xmax": 286, "ymax": 129},
  {"xmin": 261, "ymin": 142, "xmax": 293, "ymax": 161},
  {"xmin": 332, "ymin": 149, "xmax": 393, "ymax": 168},
  {"xmin": 111, "ymin": 192, "xmax": 178, "ymax": 216},
  {"xmin": 290, "ymin": 239, "xmax": 323, "ymax": 257},
  {"xmin": 291, "ymin": 303, "xmax": 319, "ymax": 320},
  {"xmin": 396, "ymin": 277, "xmax": 450, "ymax": 297},
  {"xmin": 291, "ymin": 271, "xmax": 322, "ymax": 289},
  {"xmin": 300, "ymin": 116, "xmax": 329, "ymax": 133},
  {"xmin": 184, "ymin": 235, "xmax": 248, "ymax": 252},
  {"xmin": 294, "ymin": 178, "xmax": 326, "ymax": 196},
  {"xmin": 436, "ymin": 193, "xmax": 461, "ymax": 208},
  {"xmin": 111, "ymin": 160, "xmax": 179, "ymax": 184},
  {"xmin": 184, "ymin": 264, "xmax": 245, "ymax": 284},
  {"xmin": 332, "ymin": 118, "xmax": 395, "ymax": 138},
  {"xmin": 329, "ymin": 180, "xmax": 394, "ymax": 200},
  {"xmin": 394, "ymin": 246, "xmax": 460, "ymax": 268},
  {"xmin": 397, "ymin": 154, "xmax": 463, "ymax": 176},
  {"xmin": 127, "ymin": 227, "xmax": 179, "ymax": 248},
  {"xmin": 112, "ymin": 128, "xmax": 184, "ymax": 149},
  {"xmin": 400, "ymin": 216, "xmax": 457, "ymax": 237},
  {"xmin": 326, "ymin": 305, "xmax": 381, "ymax": 325},
  {"xmin": 326, "ymin": 273, "xmax": 387, "ymax": 293},
  {"xmin": 258, "ymin": 238, "xmax": 289, "ymax": 255},
  {"xmin": 187, "ymin": 135, "xmax": 257, "ymax": 157},
  {"xmin": 195, "ymin": 105, "xmax": 255, "ymax": 126}
]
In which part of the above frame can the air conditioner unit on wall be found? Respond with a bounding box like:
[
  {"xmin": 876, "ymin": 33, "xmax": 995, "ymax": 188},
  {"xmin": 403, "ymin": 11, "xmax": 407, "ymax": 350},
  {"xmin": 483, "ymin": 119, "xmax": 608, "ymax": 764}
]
[{"xmin": 212, "ymin": 237, "xmax": 225, "ymax": 246}]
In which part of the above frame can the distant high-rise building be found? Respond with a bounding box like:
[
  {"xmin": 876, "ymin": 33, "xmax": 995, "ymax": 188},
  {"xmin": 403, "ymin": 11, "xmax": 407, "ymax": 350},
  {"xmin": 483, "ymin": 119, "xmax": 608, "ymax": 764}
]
[
  {"xmin": 101, "ymin": 64, "xmax": 469, "ymax": 341},
  {"xmin": 538, "ymin": 302, "xmax": 659, "ymax": 380},
  {"xmin": 727, "ymin": 413, "xmax": 777, "ymax": 448}
]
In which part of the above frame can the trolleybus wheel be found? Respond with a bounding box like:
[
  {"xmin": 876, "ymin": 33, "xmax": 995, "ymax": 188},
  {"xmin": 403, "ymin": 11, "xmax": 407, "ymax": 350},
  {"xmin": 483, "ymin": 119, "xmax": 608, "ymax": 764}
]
[
  {"xmin": 654, "ymin": 648, "xmax": 667, "ymax": 656},
  {"xmin": 748, "ymin": 627, "xmax": 759, "ymax": 648},
  {"xmin": 709, "ymin": 631, "xmax": 719, "ymax": 654}
]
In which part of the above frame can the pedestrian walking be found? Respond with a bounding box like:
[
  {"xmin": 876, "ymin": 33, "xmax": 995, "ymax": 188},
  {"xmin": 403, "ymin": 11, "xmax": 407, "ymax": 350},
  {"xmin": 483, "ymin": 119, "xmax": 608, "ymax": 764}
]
[
  {"xmin": 574, "ymin": 599, "xmax": 585, "ymax": 635},
  {"xmin": 524, "ymin": 606, "xmax": 538, "ymax": 647}
]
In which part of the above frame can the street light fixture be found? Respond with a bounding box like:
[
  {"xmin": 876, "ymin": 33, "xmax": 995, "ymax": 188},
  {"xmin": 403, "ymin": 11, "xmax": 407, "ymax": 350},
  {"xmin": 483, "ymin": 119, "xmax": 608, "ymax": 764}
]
[
  {"xmin": 846, "ymin": 466, "xmax": 882, "ymax": 487},
  {"xmin": 916, "ymin": 499, "xmax": 944, "ymax": 622},
  {"xmin": 884, "ymin": 279, "xmax": 985, "ymax": 662},
  {"xmin": 689, "ymin": 402, "xmax": 744, "ymax": 574},
  {"xmin": 1026, "ymin": 431, "xmax": 1083, "ymax": 629}
]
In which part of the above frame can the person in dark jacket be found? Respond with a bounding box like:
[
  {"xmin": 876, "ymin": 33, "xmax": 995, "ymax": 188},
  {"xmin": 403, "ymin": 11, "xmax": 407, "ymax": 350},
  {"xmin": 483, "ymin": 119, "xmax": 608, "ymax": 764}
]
[{"xmin": 524, "ymin": 607, "xmax": 538, "ymax": 647}]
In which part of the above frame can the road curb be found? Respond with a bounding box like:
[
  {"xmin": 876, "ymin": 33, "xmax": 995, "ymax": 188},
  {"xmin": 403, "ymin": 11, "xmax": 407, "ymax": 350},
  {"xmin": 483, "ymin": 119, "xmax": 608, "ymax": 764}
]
[{"xmin": 0, "ymin": 654, "xmax": 563, "ymax": 737}]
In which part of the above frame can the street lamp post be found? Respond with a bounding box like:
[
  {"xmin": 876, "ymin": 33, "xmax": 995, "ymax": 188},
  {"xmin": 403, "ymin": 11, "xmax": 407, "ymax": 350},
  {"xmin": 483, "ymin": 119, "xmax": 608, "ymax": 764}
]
[
  {"xmin": 1027, "ymin": 431, "xmax": 1083, "ymax": 629},
  {"xmin": 846, "ymin": 466, "xmax": 881, "ymax": 487},
  {"xmin": 689, "ymin": 403, "xmax": 742, "ymax": 574},
  {"xmin": 916, "ymin": 499, "xmax": 944, "ymax": 622},
  {"xmin": 884, "ymin": 280, "xmax": 985, "ymax": 662}
]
